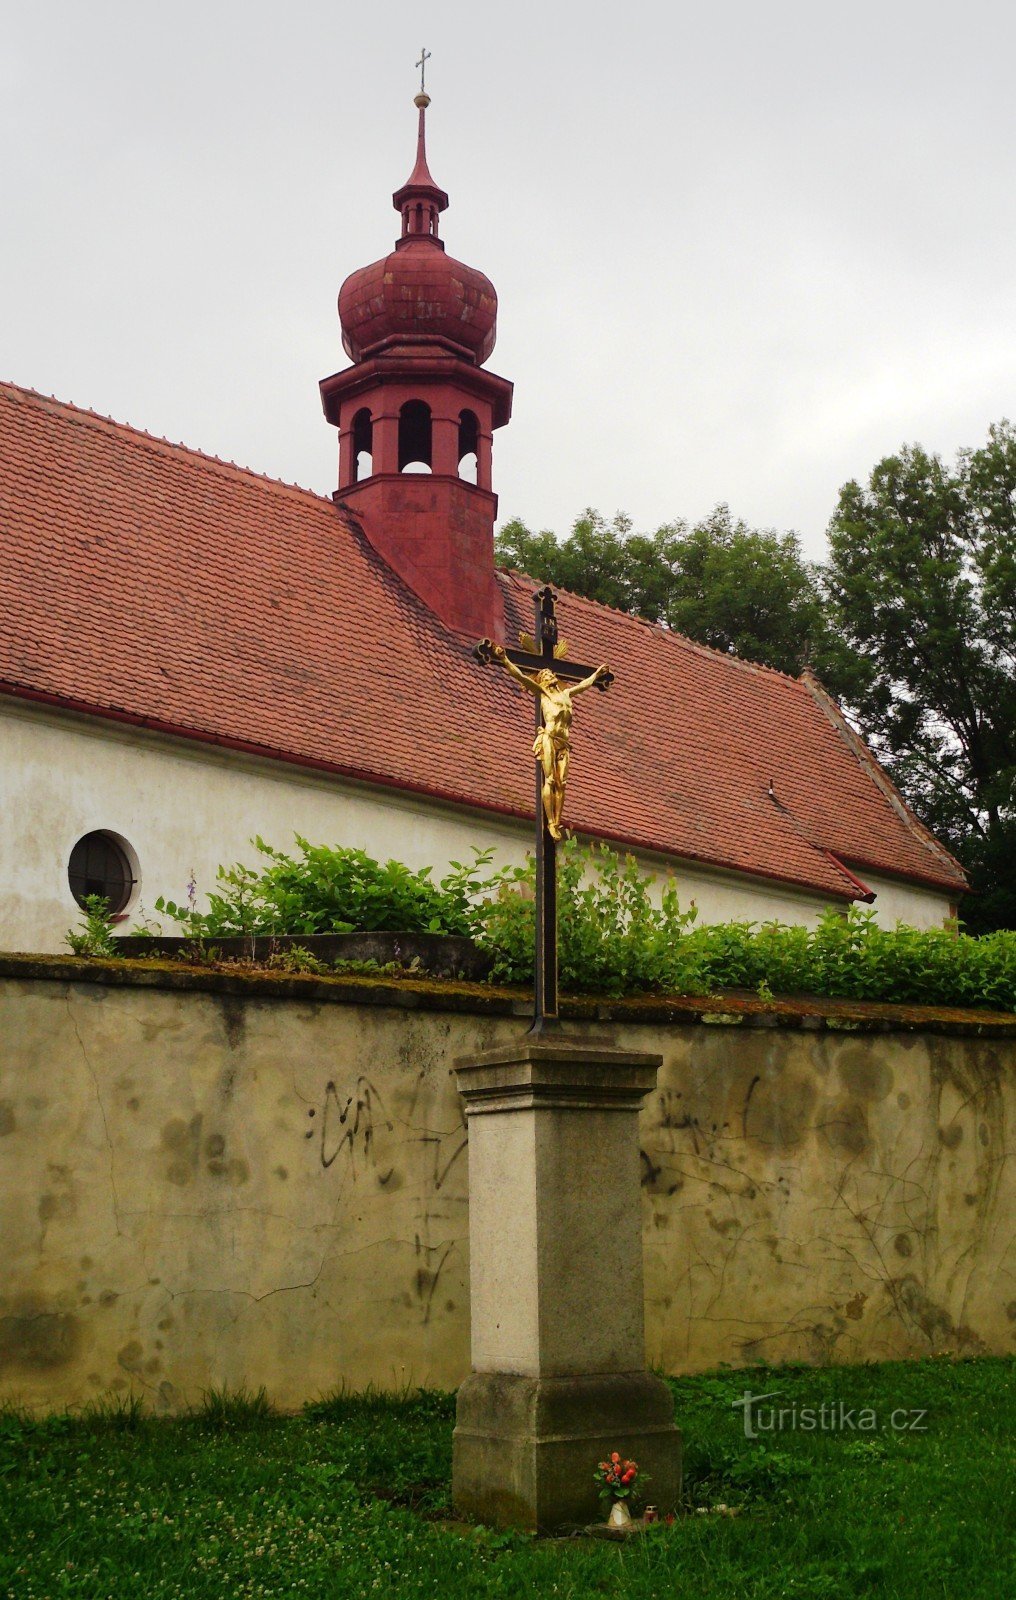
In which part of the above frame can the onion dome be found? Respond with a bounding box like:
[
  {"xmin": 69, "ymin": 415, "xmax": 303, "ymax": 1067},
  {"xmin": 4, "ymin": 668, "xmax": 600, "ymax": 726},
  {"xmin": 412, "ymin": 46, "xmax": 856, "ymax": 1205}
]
[{"xmin": 338, "ymin": 93, "xmax": 498, "ymax": 367}]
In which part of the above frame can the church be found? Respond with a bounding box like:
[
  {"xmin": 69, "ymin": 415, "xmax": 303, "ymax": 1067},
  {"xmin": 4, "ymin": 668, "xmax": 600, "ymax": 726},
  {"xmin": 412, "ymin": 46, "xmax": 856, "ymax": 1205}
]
[{"xmin": 0, "ymin": 92, "xmax": 967, "ymax": 955}]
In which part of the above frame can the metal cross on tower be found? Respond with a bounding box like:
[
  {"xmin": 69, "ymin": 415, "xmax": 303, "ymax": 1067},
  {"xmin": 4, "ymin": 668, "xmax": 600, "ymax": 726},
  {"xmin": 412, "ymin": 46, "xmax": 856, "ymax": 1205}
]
[
  {"xmin": 474, "ymin": 588, "xmax": 614, "ymax": 1034},
  {"xmin": 416, "ymin": 47, "xmax": 432, "ymax": 93}
]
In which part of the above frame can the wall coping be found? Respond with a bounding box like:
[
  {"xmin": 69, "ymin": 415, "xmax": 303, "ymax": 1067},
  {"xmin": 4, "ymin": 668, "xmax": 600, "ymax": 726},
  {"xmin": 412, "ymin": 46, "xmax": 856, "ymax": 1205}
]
[{"xmin": 2, "ymin": 950, "xmax": 1015, "ymax": 1039}]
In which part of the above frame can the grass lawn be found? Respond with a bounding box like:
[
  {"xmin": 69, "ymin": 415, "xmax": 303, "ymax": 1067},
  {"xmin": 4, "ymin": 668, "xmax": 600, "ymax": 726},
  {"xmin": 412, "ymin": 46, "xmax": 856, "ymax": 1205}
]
[{"xmin": 1, "ymin": 1357, "xmax": 1013, "ymax": 1599}]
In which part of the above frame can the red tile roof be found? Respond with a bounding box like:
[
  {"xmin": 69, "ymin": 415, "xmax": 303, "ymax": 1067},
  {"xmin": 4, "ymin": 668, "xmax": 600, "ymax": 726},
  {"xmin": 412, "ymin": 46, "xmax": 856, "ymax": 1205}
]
[{"xmin": 0, "ymin": 382, "xmax": 966, "ymax": 903}]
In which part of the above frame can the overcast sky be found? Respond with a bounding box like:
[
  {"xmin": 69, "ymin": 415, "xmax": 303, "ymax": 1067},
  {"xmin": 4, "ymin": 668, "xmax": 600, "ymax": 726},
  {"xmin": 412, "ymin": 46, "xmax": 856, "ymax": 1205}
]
[{"xmin": 3, "ymin": 1, "xmax": 1013, "ymax": 557}]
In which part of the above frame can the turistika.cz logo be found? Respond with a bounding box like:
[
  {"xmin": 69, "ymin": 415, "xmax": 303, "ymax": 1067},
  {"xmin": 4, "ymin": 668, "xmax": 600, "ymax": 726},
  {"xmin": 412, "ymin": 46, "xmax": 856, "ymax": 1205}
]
[{"xmin": 733, "ymin": 1389, "xmax": 929, "ymax": 1439}]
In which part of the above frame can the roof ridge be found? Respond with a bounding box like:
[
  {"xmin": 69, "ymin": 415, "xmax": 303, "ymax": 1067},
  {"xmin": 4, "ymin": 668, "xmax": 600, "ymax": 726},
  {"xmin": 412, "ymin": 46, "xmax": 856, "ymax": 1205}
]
[
  {"xmin": 497, "ymin": 566, "xmax": 806, "ymax": 687},
  {"xmin": 0, "ymin": 379, "xmax": 337, "ymax": 508}
]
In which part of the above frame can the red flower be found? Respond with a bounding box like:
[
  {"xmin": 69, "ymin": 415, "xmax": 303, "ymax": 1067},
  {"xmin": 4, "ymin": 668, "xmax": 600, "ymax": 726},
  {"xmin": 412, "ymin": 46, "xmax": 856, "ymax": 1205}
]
[{"xmin": 611, "ymin": 1452, "xmax": 620, "ymax": 1463}]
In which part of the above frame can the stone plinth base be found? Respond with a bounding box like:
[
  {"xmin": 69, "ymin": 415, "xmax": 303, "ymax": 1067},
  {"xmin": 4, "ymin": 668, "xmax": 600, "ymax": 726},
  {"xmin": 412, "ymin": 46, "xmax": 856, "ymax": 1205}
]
[{"xmin": 453, "ymin": 1370, "xmax": 682, "ymax": 1532}]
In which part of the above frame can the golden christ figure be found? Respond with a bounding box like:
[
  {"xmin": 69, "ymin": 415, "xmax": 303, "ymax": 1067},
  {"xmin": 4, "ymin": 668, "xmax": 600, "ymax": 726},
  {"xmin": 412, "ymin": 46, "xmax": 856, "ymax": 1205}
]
[{"xmin": 489, "ymin": 643, "xmax": 610, "ymax": 840}]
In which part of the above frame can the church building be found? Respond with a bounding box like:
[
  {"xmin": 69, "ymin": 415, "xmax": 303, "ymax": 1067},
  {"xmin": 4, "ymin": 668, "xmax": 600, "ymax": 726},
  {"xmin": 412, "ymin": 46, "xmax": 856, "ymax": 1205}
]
[{"xmin": 0, "ymin": 93, "xmax": 967, "ymax": 955}]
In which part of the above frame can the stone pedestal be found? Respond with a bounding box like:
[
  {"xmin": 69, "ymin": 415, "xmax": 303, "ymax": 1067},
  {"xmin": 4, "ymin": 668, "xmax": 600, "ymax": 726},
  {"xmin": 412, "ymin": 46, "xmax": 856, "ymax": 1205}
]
[{"xmin": 452, "ymin": 1039, "xmax": 682, "ymax": 1532}]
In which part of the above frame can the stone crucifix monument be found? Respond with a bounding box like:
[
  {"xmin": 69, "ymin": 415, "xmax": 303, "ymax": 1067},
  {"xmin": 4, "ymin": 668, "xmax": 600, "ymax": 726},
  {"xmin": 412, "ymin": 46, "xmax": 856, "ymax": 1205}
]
[{"xmin": 454, "ymin": 588, "xmax": 682, "ymax": 1532}]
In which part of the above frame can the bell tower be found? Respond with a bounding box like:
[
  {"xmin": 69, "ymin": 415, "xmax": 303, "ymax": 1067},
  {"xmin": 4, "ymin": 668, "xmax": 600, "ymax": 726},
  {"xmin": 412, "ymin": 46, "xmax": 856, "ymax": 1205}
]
[{"xmin": 320, "ymin": 86, "xmax": 513, "ymax": 639}]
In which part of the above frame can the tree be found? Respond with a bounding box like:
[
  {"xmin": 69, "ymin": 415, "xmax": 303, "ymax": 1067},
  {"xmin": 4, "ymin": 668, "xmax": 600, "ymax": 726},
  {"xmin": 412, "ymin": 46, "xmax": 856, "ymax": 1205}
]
[
  {"xmin": 820, "ymin": 422, "xmax": 1016, "ymax": 932},
  {"xmin": 495, "ymin": 506, "xmax": 826, "ymax": 677},
  {"xmin": 654, "ymin": 507, "xmax": 828, "ymax": 674}
]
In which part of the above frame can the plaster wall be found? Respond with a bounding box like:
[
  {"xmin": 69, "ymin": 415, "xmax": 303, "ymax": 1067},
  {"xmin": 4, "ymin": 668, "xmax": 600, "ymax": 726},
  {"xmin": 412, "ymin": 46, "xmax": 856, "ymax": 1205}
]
[
  {"xmin": 845, "ymin": 866, "xmax": 960, "ymax": 931},
  {"xmin": 0, "ymin": 700, "xmax": 952, "ymax": 955},
  {"xmin": 1, "ymin": 967, "xmax": 1012, "ymax": 1413}
]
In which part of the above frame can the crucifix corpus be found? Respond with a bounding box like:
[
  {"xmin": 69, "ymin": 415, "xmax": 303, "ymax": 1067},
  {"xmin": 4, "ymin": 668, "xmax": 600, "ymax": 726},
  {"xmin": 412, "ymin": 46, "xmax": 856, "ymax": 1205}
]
[{"xmin": 474, "ymin": 586, "xmax": 614, "ymax": 1033}]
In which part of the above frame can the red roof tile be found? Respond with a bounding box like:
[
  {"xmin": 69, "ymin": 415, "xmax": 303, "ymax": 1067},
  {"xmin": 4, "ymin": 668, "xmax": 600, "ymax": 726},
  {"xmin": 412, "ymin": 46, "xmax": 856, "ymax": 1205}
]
[{"xmin": 0, "ymin": 382, "xmax": 966, "ymax": 903}]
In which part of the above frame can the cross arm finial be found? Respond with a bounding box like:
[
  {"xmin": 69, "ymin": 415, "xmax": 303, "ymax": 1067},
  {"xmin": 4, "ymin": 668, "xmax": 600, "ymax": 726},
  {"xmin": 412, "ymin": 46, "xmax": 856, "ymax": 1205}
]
[{"xmin": 416, "ymin": 47, "xmax": 431, "ymax": 94}]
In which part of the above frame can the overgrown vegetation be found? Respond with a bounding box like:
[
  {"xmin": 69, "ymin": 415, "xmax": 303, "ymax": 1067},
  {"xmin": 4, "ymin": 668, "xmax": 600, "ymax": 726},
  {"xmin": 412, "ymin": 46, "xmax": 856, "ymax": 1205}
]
[
  {"xmin": 82, "ymin": 837, "xmax": 1016, "ymax": 1014},
  {"xmin": 64, "ymin": 893, "xmax": 117, "ymax": 957},
  {"xmin": 2, "ymin": 1358, "xmax": 1013, "ymax": 1598},
  {"xmin": 149, "ymin": 838, "xmax": 511, "ymax": 940},
  {"xmin": 479, "ymin": 842, "xmax": 1016, "ymax": 1010}
]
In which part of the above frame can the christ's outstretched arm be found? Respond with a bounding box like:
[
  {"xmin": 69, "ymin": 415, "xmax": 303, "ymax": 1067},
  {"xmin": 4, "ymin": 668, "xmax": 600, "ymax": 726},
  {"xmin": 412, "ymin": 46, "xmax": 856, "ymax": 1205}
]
[
  {"xmin": 491, "ymin": 644, "xmax": 545, "ymax": 696},
  {"xmin": 569, "ymin": 665, "xmax": 610, "ymax": 696}
]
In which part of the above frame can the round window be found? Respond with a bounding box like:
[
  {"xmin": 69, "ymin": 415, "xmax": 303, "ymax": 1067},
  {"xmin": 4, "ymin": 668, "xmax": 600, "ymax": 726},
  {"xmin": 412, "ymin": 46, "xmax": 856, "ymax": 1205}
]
[{"xmin": 68, "ymin": 832, "xmax": 136, "ymax": 915}]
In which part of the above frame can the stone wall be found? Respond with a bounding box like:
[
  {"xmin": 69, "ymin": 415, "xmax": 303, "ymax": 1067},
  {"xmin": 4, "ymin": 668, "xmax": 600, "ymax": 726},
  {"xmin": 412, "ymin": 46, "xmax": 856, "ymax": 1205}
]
[{"xmin": 1, "ymin": 956, "xmax": 1013, "ymax": 1411}]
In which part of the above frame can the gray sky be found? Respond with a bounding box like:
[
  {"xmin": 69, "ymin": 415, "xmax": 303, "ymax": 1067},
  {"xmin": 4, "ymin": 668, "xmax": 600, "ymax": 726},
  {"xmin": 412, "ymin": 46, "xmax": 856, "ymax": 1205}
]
[{"xmin": 3, "ymin": 1, "xmax": 1014, "ymax": 557}]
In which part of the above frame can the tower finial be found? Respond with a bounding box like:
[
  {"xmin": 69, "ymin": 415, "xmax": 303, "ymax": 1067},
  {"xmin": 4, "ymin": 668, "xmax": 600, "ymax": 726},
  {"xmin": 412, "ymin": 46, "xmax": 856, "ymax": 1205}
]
[
  {"xmin": 395, "ymin": 62, "xmax": 448, "ymax": 241},
  {"xmin": 415, "ymin": 47, "xmax": 431, "ymax": 105}
]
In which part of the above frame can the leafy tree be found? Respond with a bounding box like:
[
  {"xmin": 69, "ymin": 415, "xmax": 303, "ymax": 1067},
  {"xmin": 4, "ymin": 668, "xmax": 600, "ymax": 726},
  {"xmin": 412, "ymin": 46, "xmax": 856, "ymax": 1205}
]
[
  {"xmin": 654, "ymin": 507, "xmax": 828, "ymax": 674},
  {"xmin": 495, "ymin": 510, "xmax": 672, "ymax": 618},
  {"xmin": 495, "ymin": 506, "xmax": 826, "ymax": 676},
  {"xmin": 820, "ymin": 422, "xmax": 1016, "ymax": 931}
]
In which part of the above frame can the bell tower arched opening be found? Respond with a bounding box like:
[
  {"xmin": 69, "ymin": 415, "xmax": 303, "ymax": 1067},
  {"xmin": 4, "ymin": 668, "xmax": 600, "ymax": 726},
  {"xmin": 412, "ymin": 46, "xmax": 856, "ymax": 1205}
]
[
  {"xmin": 458, "ymin": 409, "xmax": 479, "ymax": 484},
  {"xmin": 352, "ymin": 407, "xmax": 373, "ymax": 482},
  {"xmin": 399, "ymin": 400, "xmax": 433, "ymax": 472}
]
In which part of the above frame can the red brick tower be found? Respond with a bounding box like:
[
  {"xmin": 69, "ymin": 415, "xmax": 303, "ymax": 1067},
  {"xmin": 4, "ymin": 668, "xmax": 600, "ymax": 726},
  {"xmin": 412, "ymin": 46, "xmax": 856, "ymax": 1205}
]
[{"xmin": 320, "ymin": 90, "xmax": 513, "ymax": 638}]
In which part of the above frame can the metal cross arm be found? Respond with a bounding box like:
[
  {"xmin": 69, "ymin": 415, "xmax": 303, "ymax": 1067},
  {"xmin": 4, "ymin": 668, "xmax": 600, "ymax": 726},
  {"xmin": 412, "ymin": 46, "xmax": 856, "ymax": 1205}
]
[{"xmin": 475, "ymin": 637, "xmax": 614, "ymax": 690}]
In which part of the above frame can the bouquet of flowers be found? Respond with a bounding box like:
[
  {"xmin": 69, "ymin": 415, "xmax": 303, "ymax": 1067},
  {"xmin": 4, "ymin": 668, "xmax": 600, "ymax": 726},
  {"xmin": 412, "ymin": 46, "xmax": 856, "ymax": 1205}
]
[{"xmin": 594, "ymin": 1451, "xmax": 647, "ymax": 1507}]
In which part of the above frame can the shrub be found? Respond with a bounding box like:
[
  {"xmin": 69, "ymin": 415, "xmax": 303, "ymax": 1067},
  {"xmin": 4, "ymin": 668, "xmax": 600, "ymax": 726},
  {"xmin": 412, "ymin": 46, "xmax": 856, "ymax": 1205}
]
[
  {"xmin": 145, "ymin": 835, "xmax": 1016, "ymax": 1013},
  {"xmin": 476, "ymin": 840, "xmax": 1016, "ymax": 1011},
  {"xmin": 476, "ymin": 841, "xmax": 701, "ymax": 995},
  {"xmin": 64, "ymin": 894, "xmax": 117, "ymax": 958},
  {"xmin": 153, "ymin": 838, "xmax": 516, "ymax": 940}
]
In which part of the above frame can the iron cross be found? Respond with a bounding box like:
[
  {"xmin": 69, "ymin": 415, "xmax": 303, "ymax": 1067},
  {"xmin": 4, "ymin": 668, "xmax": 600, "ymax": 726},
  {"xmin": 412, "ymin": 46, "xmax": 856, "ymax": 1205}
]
[
  {"xmin": 416, "ymin": 48, "xmax": 431, "ymax": 93},
  {"xmin": 474, "ymin": 587, "xmax": 614, "ymax": 1034}
]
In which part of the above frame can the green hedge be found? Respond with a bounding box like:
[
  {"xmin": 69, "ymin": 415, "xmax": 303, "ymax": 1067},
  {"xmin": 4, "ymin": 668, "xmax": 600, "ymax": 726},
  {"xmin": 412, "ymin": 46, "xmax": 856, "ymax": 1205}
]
[
  {"xmin": 128, "ymin": 837, "xmax": 1016, "ymax": 1013},
  {"xmin": 479, "ymin": 842, "xmax": 1016, "ymax": 1010}
]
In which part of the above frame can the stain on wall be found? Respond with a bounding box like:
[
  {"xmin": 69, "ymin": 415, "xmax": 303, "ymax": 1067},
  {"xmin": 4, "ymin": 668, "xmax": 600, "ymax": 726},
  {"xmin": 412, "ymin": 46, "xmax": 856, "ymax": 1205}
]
[
  {"xmin": 641, "ymin": 1027, "xmax": 1013, "ymax": 1370},
  {"xmin": 0, "ymin": 972, "xmax": 1013, "ymax": 1411}
]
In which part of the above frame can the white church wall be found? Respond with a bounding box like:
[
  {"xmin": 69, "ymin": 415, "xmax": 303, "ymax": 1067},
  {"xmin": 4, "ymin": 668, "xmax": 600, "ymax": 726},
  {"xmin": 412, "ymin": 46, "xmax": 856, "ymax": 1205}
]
[
  {"xmin": 843, "ymin": 866, "xmax": 959, "ymax": 932},
  {"xmin": 0, "ymin": 700, "xmax": 953, "ymax": 955}
]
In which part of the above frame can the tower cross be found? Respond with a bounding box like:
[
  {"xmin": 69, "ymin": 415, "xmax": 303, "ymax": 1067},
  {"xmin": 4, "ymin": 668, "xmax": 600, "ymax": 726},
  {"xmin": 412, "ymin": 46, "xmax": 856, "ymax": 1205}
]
[
  {"xmin": 474, "ymin": 588, "xmax": 613, "ymax": 1034},
  {"xmin": 416, "ymin": 47, "xmax": 431, "ymax": 93}
]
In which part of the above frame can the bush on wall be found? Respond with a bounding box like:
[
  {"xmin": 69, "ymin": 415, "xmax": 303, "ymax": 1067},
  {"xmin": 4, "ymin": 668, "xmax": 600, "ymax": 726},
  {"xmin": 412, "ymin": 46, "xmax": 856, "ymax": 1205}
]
[
  {"xmin": 145, "ymin": 836, "xmax": 1016, "ymax": 1013},
  {"xmin": 152, "ymin": 837, "xmax": 512, "ymax": 940}
]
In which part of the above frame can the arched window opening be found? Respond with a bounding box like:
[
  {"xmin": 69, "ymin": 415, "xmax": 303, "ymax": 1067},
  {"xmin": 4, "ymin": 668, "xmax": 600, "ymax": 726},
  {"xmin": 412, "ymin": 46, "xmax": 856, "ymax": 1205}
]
[
  {"xmin": 399, "ymin": 399, "xmax": 432, "ymax": 472},
  {"xmin": 68, "ymin": 830, "xmax": 137, "ymax": 916},
  {"xmin": 414, "ymin": 203, "xmax": 423, "ymax": 235},
  {"xmin": 352, "ymin": 407, "xmax": 373, "ymax": 482},
  {"xmin": 458, "ymin": 410, "xmax": 479, "ymax": 483}
]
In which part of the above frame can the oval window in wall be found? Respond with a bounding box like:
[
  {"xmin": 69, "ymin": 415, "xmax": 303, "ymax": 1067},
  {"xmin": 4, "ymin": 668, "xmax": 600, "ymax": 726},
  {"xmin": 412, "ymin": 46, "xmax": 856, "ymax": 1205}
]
[{"xmin": 67, "ymin": 831, "xmax": 137, "ymax": 915}]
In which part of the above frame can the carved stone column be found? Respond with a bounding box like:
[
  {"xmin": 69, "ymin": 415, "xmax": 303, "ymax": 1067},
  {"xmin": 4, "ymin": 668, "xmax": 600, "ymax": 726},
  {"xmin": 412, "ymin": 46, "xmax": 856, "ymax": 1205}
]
[{"xmin": 452, "ymin": 1039, "xmax": 682, "ymax": 1532}]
